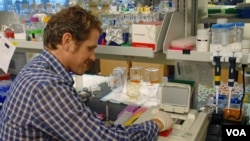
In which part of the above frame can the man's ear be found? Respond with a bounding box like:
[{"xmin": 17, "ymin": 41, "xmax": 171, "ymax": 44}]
[{"xmin": 62, "ymin": 33, "xmax": 73, "ymax": 51}]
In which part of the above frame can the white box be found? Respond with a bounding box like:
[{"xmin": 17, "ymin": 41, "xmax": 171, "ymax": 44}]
[{"xmin": 132, "ymin": 21, "xmax": 162, "ymax": 52}]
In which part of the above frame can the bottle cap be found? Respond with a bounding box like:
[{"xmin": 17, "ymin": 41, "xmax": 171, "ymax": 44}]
[
  {"xmin": 236, "ymin": 22, "xmax": 244, "ymax": 27},
  {"xmin": 216, "ymin": 18, "xmax": 228, "ymax": 24},
  {"xmin": 211, "ymin": 24, "xmax": 220, "ymax": 29},
  {"xmin": 4, "ymin": 29, "xmax": 14, "ymax": 39},
  {"xmin": 197, "ymin": 29, "xmax": 209, "ymax": 36},
  {"xmin": 30, "ymin": 17, "xmax": 39, "ymax": 23}
]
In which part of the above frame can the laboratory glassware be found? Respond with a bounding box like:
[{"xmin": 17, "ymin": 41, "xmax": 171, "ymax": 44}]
[
  {"xmin": 110, "ymin": 67, "xmax": 124, "ymax": 93},
  {"xmin": 126, "ymin": 66, "xmax": 143, "ymax": 100}
]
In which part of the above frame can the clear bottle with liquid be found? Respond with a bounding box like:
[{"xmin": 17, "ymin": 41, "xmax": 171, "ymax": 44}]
[
  {"xmin": 26, "ymin": 17, "xmax": 43, "ymax": 41},
  {"xmin": 235, "ymin": 22, "xmax": 244, "ymax": 43},
  {"xmin": 19, "ymin": 3, "xmax": 30, "ymax": 21},
  {"xmin": 211, "ymin": 24, "xmax": 221, "ymax": 45},
  {"xmin": 220, "ymin": 23, "xmax": 230, "ymax": 46}
]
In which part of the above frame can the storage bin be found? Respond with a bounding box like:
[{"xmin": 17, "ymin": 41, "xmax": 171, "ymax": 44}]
[{"xmin": 236, "ymin": 7, "xmax": 250, "ymax": 18}]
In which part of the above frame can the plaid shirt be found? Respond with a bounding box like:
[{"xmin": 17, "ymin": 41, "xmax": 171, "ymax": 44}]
[{"xmin": 0, "ymin": 50, "xmax": 158, "ymax": 141}]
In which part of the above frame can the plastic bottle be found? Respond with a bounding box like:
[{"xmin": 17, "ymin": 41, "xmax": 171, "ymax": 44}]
[
  {"xmin": 19, "ymin": 3, "xmax": 30, "ymax": 22},
  {"xmin": 110, "ymin": 0, "xmax": 118, "ymax": 13},
  {"xmin": 45, "ymin": 3, "xmax": 55, "ymax": 15},
  {"xmin": 220, "ymin": 23, "xmax": 230, "ymax": 46},
  {"xmin": 128, "ymin": 0, "xmax": 135, "ymax": 12},
  {"xmin": 211, "ymin": 24, "xmax": 221, "ymax": 45},
  {"xmin": 227, "ymin": 23, "xmax": 235, "ymax": 44},
  {"xmin": 4, "ymin": 29, "xmax": 15, "ymax": 45},
  {"xmin": 26, "ymin": 17, "xmax": 43, "ymax": 41},
  {"xmin": 235, "ymin": 22, "xmax": 244, "ymax": 43},
  {"xmin": 110, "ymin": 67, "xmax": 124, "ymax": 93},
  {"xmin": 196, "ymin": 29, "xmax": 210, "ymax": 52},
  {"xmin": 152, "ymin": 0, "xmax": 160, "ymax": 12},
  {"xmin": 55, "ymin": 3, "xmax": 63, "ymax": 13}
]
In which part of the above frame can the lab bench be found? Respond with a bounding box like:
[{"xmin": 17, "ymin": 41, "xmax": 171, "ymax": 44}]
[{"xmin": 87, "ymin": 82, "xmax": 210, "ymax": 141}]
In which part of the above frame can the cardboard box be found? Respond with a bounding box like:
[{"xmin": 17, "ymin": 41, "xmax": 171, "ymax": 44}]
[
  {"xmin": 132, "ymin": 21, "xmax": 162, "ymax": 52},
  {"xmin": 100, "ymin": 59, "xmax": 129, "ymax": 77}
]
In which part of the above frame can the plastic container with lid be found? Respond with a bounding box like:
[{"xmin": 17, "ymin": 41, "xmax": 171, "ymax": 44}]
[
  {"xmin": 220, "ymin": 23, "xmax": 230, "ymax": 46},
  {"xmin": 26, "ymin": 17, "xmax": 43, "ymax": 41},
  {"xmin": 4, "ymin": 29, "xmax": 15, "ymax": 39},
  {"xmin": 235, "ymin": 22, "xmax": 244, "ymax": 43},
  {"xmin": 216, "ymin": 18, "xmax": 228, "ymax": 24},
  {"xmin": 196, "ymin": 29, "xmax": 210, "ymax": 52},
  {"xmin": 211, "ymin": 24, "xmax": 221, "ymax": 45},
  {"xmin": 227, "ymin": 23, "xmax": 235, "ymax": 44},
  {"xmin": 170, "ymin": 36, "xmax": 196, "ymax": 50}
]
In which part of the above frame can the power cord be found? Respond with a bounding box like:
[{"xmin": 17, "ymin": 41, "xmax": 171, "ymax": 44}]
[{"xmin": 224, "ymin": 64, "xmax": 247, "ymax": 122}]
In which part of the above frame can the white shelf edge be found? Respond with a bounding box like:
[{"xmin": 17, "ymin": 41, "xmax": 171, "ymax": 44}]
[
  {"xmin": 166, "ymin": 49, "xmax": 212, "ymax": 62},
  {"xmin": 15, "ymin": 40, "xmax": 43, "ymax": 50},
  {"xmin": 96, "ymin": 46, "xmax": 155, "ymax": 58},
  {"xmin": 14, "ymin": 40, "xmax": 155, "ymax": 58}
]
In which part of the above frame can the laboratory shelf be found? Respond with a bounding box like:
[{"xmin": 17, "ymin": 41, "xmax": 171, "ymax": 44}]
[
  {"xmin": 166, "ymin": 49, "xmax": 212, "ymax": 62},
  {"xmin": 200, "ymin": 17, "xmax": 250, "ymax": 24},
  {"xmin": 96, "ymin": 51, "xmax": 174, "ymax": 65},
  {"xmin": 14, "ymin": 40, "xmax": 156, "ymax": 58},
  {"xmin": 96, "ymin": 45, "xmax": 155, "ymax": 58},
  {"xmin": 13, "ymin": 40, "xmax": 172, "ymax": 64},
  {"xmin": 15, "ymin": 40, "xmax": 43, "ymax": 53}
]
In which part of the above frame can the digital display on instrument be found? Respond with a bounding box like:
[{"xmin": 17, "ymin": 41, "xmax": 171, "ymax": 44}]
[{"xmin": 162, "ymin": 86, "xmax": 189, "ymax": 107}]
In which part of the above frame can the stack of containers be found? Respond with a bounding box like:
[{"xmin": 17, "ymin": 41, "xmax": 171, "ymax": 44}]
[
  {"xmin": 220, "ymin": 23, "xmax": 231, "ymax": 47},
  {"xmin": 0, "ymin": 74, "xmax": 12, "ymax": 108},
  {"xmin": 211, "ymin": 24, "xmax": 221, "ymax": 45},
  {"xmin": 210, "ymin": 22, "xmax": 244, "ymax": 52},
  {"xmin": 235, "ymin": 22, "xmax": 244, "ymax": 44}
]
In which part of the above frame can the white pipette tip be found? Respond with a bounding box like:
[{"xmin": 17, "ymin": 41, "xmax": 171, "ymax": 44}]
[
  {"xmin": 227, "ymin": 87, "xmax": 233, "ymax": 111},
  {"xmin": 215, "ymin": 85, "xmax": 220, "ymax": 114}
]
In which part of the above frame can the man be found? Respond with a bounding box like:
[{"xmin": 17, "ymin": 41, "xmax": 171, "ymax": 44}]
[{"xmin": 0, "ymin": 5, "xmax": 173, "ymax": 140}]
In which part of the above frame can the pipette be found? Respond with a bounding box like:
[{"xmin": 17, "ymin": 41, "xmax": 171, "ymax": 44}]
[
  {"xmin": 104, "ymin": 101, "xmax": 113, "ymax": 126},
  {"xmin": 227, "ymin": 57, "xmax": 237, "ymax": 111},
  {"xmin": 213, "ymin": 55, "xmax": 221, "ymax": 114}
]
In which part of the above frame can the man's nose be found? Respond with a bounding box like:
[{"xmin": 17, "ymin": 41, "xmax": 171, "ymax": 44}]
[{"xmin": 89, "ymin": 52, "xmax": 96, "ymax": 61}]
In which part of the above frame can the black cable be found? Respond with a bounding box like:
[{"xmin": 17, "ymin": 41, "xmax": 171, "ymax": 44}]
[
  {"xmin": 236, "ymin": 64, "xmax": 247, "ymax": 120},
  {"xmin": 225, "ymin": 64, "xmax": 247, "ymax": 122}
]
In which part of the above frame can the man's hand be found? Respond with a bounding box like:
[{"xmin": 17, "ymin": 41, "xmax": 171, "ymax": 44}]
[{"xmin": 152, "ymin": 111, "xmax": 174, "ymax": 132}]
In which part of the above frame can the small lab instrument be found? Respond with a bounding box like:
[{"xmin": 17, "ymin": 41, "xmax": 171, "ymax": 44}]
[{"xmin": 133, "ymin": 82, "xmax": 209, "ymax": 141}]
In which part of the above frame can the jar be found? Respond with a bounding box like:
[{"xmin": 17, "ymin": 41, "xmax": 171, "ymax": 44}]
[
  {"xmin": 196, "ymin": 29, "xmax": 210, "ymax": 52},
  {"xmin": 235, "ymin": 22, "xmax": 244, "ymax": 43},
  {"xmin": 211, "ymin": 24, "xmax": 221, "ymax": 45},
  {"xmin": 220, "ymin": 23, "xmax": 230, "ymax": 46},
  {"xmin": 26, "ymin": 17, "xmax": 43, "ymax": 41}
]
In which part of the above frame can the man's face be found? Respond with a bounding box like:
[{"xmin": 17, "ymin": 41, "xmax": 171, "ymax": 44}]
[{"xmin": 68, "ymin": 29, "xmax": 99, "ymax": 75}]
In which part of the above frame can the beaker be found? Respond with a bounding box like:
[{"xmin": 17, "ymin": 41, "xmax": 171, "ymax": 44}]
[
  {"xmin": 143, "ymin": 68, "xmax": 160, "ymax": 99},
  {"xmin": 110, "ymin": 67, "xmax": 124, "ymax": 93},
  {"xmin": 126, "ymin": 81, "xmax": 141, "ymax": 101},
  {"xmin": 129, "ymin": 66, "xmax": 143, "ymax": 83},
  {"xmin": 115, "ymin": 66, "xmax": 127, "ymax": 87},
  {"xmin": 126, "ymin": 66, "xmax": 143, "ymax": 100},
  {"xmin": 143, "ymin": 68, "xmax": 160, "ymax": 84}
]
